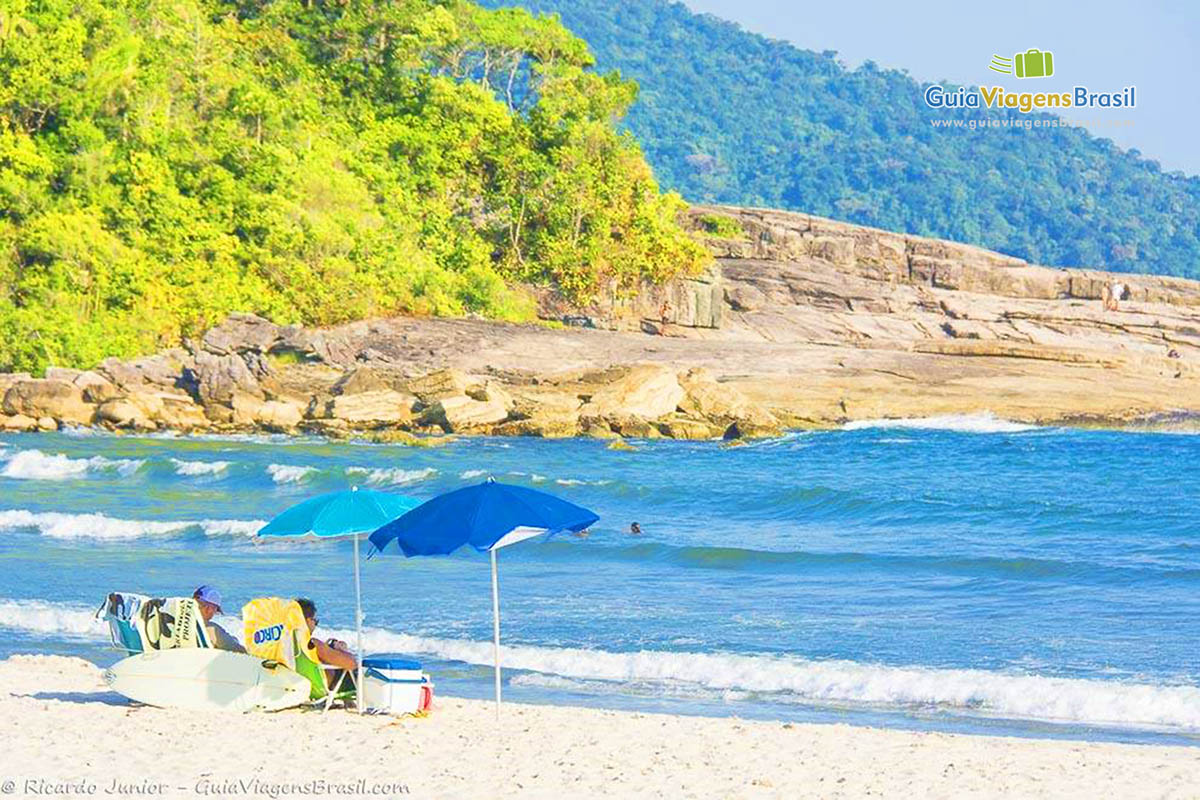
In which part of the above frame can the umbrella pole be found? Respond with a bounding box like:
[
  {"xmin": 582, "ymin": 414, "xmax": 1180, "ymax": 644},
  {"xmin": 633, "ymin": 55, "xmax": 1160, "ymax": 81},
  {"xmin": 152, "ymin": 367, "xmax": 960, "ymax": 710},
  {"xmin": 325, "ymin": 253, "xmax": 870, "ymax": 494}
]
[
  {"xmin": 491, "ymin": 547, "xmax": 502, "ymax": 719},
  {"xmin": 354, "ymin": 531, "xmax": 364, "ymax": 715}
]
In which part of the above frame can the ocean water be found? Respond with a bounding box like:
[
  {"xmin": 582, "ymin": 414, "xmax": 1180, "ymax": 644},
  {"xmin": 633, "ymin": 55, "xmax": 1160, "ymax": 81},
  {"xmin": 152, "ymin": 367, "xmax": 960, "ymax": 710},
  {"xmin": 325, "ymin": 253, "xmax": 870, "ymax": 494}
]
[{"xmin": 1, "ymin": 418, "xmax": 1198, "ymax": 745}]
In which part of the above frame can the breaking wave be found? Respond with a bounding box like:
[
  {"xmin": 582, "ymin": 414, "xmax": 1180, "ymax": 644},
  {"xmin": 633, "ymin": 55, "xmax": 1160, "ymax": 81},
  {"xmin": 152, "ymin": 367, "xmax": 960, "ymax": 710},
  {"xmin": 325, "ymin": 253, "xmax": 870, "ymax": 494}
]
[
  {"xmin": 170, "ymin": 458, "xmax": 231, "ymax": 476},
  {"xmin": 0, "ymin": 449, "xmax": 144, "ymax": 480},
  {"xmin": 843, "ymin": 413, "xmax": 1040, "ymax": 434},
  {"xmin": 266, "ymin": 464, "xmax": 317, "ymax": 483},
  {"xmin": 345, "ymin": 466, "xmax": 437, "ymax": 486},
  {"xmin": 330, "ymin": 627, "xmax": 1200, "ymax": 733},
  {"xmin": 4, "ymin": 597, "xmax": 1197, "ymax": 731},
  {"xmin": 0, "ymin": 509, "xmax": 263, "ymax": 540}
]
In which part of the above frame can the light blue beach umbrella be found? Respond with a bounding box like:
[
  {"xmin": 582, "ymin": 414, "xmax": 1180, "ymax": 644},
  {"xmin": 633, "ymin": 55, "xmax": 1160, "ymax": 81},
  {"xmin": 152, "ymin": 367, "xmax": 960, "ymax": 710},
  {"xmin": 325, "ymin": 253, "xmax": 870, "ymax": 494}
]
[
  {"xmin": 258, "ymin": 487, "xmax": 420, "ymax": 711},
  {"xmin": 368, "ymin": 478, "xmax": 599, "ymax": 716}
]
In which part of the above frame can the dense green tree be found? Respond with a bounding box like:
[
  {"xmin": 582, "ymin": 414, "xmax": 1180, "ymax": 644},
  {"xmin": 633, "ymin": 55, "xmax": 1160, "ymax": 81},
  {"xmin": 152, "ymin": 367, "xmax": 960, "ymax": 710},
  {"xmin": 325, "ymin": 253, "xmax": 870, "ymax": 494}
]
[
  {"xmin": 478, "ymin": 0, "xmax": 1200, "ymax": 279},
  {"xmin": 0, "ymin": 0, "xmax": 707, "ymax": 373}
]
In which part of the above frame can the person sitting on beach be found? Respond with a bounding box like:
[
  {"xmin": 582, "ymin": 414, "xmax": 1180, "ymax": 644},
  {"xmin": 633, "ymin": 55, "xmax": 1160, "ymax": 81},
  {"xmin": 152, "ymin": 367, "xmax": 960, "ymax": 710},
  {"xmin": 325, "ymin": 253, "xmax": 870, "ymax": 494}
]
[
  {"xmin": 296, "ymin": 597, "xmax": 357, "ymax": 673},
  {"xmin": 192, "ymin": 585, "xmax": 245, "ymax": 653}
]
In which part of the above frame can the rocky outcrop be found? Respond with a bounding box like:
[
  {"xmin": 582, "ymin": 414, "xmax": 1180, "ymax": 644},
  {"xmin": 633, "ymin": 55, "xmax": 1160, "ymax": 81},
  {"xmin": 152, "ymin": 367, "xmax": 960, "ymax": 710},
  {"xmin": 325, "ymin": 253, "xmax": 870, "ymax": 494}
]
[
  {"xmin": 0, "ymin": 312, "xmax": 780, "ymax": 438},
  {"xmin": 686, "ymin": 204, "xmax": 1200, "ymax": 310},
  {"xmin": 5, "ymin": 202, "xmax": 1200, "ymax": 436},
  {"xmin": 535, "ymin": 263, "xmax": 725, "ymax": 332}
]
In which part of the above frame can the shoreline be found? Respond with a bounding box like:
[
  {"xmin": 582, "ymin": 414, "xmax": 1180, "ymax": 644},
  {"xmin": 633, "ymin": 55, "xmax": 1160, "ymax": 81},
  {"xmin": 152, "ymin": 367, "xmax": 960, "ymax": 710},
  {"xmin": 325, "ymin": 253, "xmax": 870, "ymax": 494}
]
[
  {"xmin": 2, "ymin": 655, "xmax": 1198, "ymax": 799},
  {"xmin": 5, "ymin": 409, "xmax": 1200, "ymax": 444},
  {"xmin": 3, "ymin": 593, "xmax": 1200, "ymax": 750}
]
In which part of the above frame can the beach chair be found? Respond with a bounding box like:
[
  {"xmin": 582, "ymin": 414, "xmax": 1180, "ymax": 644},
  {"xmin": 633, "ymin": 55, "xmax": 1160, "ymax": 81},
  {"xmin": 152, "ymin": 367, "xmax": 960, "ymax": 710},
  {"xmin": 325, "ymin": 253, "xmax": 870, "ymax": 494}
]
[
  {"xmin": 95, "ymin": 591, "xmax": 150, "ymax": 654},
  {"xmin": 242, "ymin": 597, "xmax": 355, "ymax": 711}
]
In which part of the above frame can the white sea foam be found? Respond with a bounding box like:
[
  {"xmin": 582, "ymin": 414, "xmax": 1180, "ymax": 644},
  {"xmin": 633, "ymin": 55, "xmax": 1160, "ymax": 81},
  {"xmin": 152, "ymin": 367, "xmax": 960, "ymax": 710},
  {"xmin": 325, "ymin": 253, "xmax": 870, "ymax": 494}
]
[
  {"xmin": 266, "ymin": 464, "xmax": 317, "ymax": 483},
  {"xmin": 58, "ymin": 425, "xmax": 103, "ymax": 437},
  {"xmin": 0, "ymin": 599, "xmax": 106, "ymax": 638},
  {"xmin": 151, "ymin": 431, "xmax": 317, "ymax": 445},
  {"xmin": 346, "ymin": 466, "xmax": 437, "ymax": 486},
  {"xmin": 0, "ymin": 449, "xmax": 144, "ymax": 480},
  {"xmin": 5, "ymin": 597, "xmax": 1198, "ymax": 732},
  {"xmin": 0, "ymin": 510, "xmax": 263, "ymax": 540},
  {"xmin": 844, "ymin": 413, "xmax": 1040, "ymax": 434},
  {"xmin": 460, "ymin": 469, "xmax": 488, "ymax": 480},
  {"xmin": 554, "ymin": 478, "xmax": 612, "ymax": 487},
  {"xmin": 508, "ymin": 471, "xmax": 547, "ymax": 483},
  {"xmin": 0, "ymin": 599, "xmax": 247, "ymax": 640},
  {"xmin": 330, "ymin": 627, "xmax": 1200, "ymax": 732},
  {"xmin": 170, "ymin": 458, "xmax": 231, "ymax": 476}
]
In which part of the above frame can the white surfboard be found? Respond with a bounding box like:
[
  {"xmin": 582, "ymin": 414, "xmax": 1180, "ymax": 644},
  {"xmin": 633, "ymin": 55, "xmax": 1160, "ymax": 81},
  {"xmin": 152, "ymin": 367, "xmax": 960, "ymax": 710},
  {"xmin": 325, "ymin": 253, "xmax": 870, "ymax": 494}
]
[{"xmin": 105, "ymin": 649, "xmax": 312, "ymax": 712}]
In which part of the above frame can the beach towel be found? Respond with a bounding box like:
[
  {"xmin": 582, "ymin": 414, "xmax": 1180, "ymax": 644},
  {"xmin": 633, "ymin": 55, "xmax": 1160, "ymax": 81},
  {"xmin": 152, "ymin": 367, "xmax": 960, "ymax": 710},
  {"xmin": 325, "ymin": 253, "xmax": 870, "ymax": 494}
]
[
  {"xmin": 243, "ymin": 597, "xmax": 314, "ymax": 665},
  {"xmin": 135, "ymin": 597, "xmax": 209, "ymax": 651},
  {"xmin": 243, "ymin": 597, "xmax": 352, "ymax": 707},
  {"xmin": 96, "ymin": 591, "xmax": 149, "ymax": 654}
]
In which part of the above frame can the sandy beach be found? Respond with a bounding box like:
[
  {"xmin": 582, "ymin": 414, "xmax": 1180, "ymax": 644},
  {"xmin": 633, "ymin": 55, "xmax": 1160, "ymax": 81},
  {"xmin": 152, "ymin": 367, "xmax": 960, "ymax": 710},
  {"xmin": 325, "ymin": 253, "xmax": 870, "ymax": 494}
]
[{"xmin": 0, "ymin": 655, "xmax": 1195, "ymax": 799}]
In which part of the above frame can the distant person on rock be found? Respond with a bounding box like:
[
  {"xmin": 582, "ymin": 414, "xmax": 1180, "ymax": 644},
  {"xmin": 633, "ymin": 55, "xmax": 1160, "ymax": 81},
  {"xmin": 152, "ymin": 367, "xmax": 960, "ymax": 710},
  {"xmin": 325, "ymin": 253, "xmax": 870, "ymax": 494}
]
[{"xmin": 1104, "ymin": 281, "xmax": 1127, "ymax": 312}]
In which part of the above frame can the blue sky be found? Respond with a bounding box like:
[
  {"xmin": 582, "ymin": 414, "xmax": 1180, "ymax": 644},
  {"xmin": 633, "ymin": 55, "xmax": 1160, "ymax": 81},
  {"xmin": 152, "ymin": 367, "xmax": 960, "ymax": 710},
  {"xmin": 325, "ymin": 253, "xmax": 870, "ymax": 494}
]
[{"xmin": 682, "ymin": 0, "xmax": 1199, "ymax": 175}]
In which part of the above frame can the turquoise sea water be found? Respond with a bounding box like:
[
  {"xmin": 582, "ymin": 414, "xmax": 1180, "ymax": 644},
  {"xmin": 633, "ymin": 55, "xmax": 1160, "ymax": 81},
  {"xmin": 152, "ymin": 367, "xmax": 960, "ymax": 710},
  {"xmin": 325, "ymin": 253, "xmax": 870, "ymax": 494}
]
[{"xmin": 1, "ymin": 419, "xmax": 1197, "ymax": 744}]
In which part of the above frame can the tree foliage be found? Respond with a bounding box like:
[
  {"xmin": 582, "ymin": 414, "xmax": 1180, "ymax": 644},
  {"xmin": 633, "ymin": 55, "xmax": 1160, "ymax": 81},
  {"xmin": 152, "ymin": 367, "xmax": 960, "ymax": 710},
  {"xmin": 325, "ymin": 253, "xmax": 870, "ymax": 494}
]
[
  {"xmin": 479, "ymin": 0, "xmax": 1200, "ymax": 280},
  {"xmin": 0, "ymin": 0, "xmax": 707, "ymax": 373}
]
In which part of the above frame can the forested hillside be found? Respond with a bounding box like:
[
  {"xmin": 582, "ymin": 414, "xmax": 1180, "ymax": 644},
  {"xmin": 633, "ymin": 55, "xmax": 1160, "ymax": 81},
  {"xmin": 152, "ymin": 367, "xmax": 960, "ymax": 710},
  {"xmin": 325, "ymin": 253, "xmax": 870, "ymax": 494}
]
[
  {"xmin": 480, "ymin": 0, "xmax": 1200, "ymax": 279},
  {"xmin": 0, "ymin": 0, "xmax": 706, "ymax": 373}
]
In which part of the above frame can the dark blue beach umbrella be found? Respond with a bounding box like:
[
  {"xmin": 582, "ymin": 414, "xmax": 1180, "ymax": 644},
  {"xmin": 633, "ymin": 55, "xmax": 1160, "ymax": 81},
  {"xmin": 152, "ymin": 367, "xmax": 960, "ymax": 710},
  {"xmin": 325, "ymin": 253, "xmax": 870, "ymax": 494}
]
[{"xmin": 369, "ymin": 478, "xmax": 599, "ymax": 714}]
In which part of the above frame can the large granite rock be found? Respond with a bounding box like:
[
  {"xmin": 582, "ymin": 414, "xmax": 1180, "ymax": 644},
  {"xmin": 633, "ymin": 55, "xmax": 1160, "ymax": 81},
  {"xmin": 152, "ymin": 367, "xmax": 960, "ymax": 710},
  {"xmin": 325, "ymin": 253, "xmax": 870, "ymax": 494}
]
[
  {"xmin": 98, "ymin": 350, "xmax": 191, "ymax": 391},
  {"xmin": 324, "ymin": 391, "xmax": 417, "ymax": 427},
  {"xmin": 2, "ymin": 379, "xmax": 94, "ymax": 425},
  {"xmin": 0, "ymin": 373, "xmax": 32, "ymax": 394},
  {"xmin": 331, "ymin": 367, "xmax": 391, "ymax": 396},
  {"xmin": 221, "ymin": 391, "xmax": 302, "ymax": 431},
  {"xmin": 421, "ymin": 395, "xmax": 509, "ymax": 432},
  {"xmin": 0, "ymin": 413, "xmax": 37, "ymax": 431},
  {"xmin": 95, "ymin": 398, "xmax": 155, "ymax": 431},
  {"xmin": 186, "ymin": 351, "xmax": 263, "ymax": 407},
  {"xmin": 407, "ymin": 368, "xmax": 471, "ymax": 406},
  {"xmin": 94, "ymin": 387, "xmax": 208, "ymax": 431},
  {"xmin": 73, "ymin": 371, "xmax": 119, "ymax": 403},
  {"xmin": 579, "ymin": 365, "xmax": 685, "ymax": 422},
  {"xmin": 256, "ymin": 399, "xmax": 305, "ymax": 431},
  {"xmin": 656, "ymin": 413, "xmax": 724, "ymax": 440},
  {"xmin": 678, "ymin": 368, "xmax": 780, "ymax": 436},
  {"xmin": 201, "ymin": 313, "xmax": 284, "ymax": 356},
  {"xmin": 503, "ymin": 387, "xmax": 582, "ymax": 438}
]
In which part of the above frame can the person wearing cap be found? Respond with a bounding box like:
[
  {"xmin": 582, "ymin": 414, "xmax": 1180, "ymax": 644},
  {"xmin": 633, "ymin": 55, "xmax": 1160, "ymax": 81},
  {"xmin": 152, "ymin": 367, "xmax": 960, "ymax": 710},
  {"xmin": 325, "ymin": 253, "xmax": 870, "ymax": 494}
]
[{"xmin": 193, "ymin": 585, "xmax": 245, "ymax": 653}]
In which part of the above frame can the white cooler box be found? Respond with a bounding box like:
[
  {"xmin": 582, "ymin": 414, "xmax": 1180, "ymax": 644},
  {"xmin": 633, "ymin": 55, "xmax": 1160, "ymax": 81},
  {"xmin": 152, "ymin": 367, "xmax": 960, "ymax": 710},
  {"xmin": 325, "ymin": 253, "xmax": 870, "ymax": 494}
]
[{"xmin": 361, "ymin": 654, "xmax": 433, "ymax": 715}]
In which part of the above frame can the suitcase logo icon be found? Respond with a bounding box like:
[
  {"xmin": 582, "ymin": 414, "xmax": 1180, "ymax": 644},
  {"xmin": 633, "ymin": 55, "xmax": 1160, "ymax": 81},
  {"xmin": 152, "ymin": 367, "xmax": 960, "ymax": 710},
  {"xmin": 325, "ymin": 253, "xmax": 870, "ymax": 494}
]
[{"xmin": 989, "ymin": 49, "xmax": 1054, "ymax": 78}]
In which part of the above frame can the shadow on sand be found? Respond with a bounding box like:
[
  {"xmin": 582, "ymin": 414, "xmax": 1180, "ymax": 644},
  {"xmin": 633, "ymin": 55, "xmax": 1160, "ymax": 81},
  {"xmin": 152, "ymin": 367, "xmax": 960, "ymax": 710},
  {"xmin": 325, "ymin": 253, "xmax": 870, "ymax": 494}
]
[{"xmin": 22, "ymin": 690, "xmax": 131, "ymax": 706}]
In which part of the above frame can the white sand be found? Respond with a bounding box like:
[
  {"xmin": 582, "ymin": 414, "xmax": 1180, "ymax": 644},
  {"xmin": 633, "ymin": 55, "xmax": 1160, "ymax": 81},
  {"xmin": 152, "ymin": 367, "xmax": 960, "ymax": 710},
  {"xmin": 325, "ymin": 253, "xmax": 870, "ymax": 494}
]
[{"xmin": 1, "ymin": 655, "xmax": 1198, "ymax": 799}]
